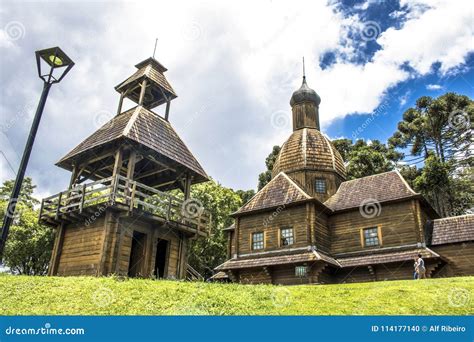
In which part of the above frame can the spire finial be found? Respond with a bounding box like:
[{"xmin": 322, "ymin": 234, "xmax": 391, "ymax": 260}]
[
  {"xmin": 153, "ymin": 38, "xmax": 158, "ymax": 59},
  {"xmin": 302, "ymin": 56, "xmax": 306, "ymax": 79}
]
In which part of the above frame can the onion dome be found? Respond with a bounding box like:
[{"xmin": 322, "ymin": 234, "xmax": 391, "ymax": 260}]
[
  {"xmin": 290, "ymin": 76, "xmax": 321, "ymax": 107},
  {"xmin": 272, "ymin": 128, "xmax": 346, "ymax": 179}
]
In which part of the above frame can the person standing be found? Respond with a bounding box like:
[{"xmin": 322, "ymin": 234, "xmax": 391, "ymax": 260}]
[
  {"xmin": 413, "ymin": 257, "xmax": 419, "ymax": 280},
  {"xmin": 417, "ymin": 253, "xmax": 426, "ymax": 279}
]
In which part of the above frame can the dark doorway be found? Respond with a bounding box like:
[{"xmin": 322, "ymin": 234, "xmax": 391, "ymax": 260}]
[
  {"xmin": 128, "ymin": 231, "xmax": 146, "ymax": 277},
  {"xmin": 155, "ymin": 239, "xmax": 169, "ymax": 278}
]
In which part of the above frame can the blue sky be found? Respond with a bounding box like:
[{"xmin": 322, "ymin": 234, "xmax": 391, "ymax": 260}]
[{"xmin": 0, "ymin": 0, "xmax": 473, "ymax": 198}]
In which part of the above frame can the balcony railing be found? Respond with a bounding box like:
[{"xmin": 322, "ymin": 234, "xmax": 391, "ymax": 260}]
[{"xmin": 39, "ymin": 175, "xmax": 210, "ymax": 236}]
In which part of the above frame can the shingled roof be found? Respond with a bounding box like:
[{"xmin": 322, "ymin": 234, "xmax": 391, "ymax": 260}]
[
  {"xmin": 234, "ymin": 172, "xmax": 312, "ymax": 215},
  {"xmin": 337, "ymin": 247, "xmax": 439, "ymax": 268},
  {"xmin": 115, "ymin": 58, "xmax": 177, "ymax": 101},
  {"xmin": 216, "ymin": 250, "xmax": 338, "ymax": 270},
  {"xmin": 431, "ymin": 215, "xmax": 474, "ymax": 245},
  {"xmin": 57, "ymin": 106, "xmax": 208, "ymax": 181},
  {"xmin": 324, "ymin": 170, "xmax": 417, "ymax": 212}
]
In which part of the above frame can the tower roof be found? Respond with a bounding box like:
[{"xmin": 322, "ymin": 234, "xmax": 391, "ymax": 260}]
[
  {"xmin": 115, "ymin": 57, "xmax": 177, "ymax": 109},
  {"xmin": 57, "ymin": 105, "xmax": 208, "ymax": 185},
  {"xmin": 290, "ymin": 76, "xmax": 321, "ymax": 107},
  {"xmin": 272, "ymin": 128, "xmax": 346, "ymax": 178}
]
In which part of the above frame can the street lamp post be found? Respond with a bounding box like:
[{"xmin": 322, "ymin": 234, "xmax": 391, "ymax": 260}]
[{"xmin": 0, "ymin": 47, "xmax": 74, "ymax": 259}]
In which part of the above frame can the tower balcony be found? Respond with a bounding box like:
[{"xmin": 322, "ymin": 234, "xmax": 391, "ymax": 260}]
[{"xmin": 39, "ymin": 175, "xmax": 210, "ymax": 237}]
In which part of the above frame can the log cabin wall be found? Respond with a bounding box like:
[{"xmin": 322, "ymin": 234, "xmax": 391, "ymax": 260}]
[
  {"xmin": 237, "ymin": 205, "xmax": 309, "ymax": 255},
  {"xmin": 238, "ymin": 268, "xmax": 272, "ymax": 284},
  {"xmin": 329, "ymin": 200, "xmax": 420, "ymax": 255},
  {"xmin": 56, "ymin": 215, "xmax": 106, "ymax": 276},
  {"xmin": 432, "ymin": 242, "xmax": 474, "ymax": 277}
]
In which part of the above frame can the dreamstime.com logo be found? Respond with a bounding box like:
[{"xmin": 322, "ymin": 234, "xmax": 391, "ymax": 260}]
[{"xmin": 4, "ymin": 323, "xmax": 85, "ymax": 336}]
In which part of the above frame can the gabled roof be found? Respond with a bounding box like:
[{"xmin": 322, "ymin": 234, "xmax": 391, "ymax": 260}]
[
  {"xmin": 234, "ymin": 172, "xmax": 312, "ymax": 215},
  {"xmin": 57, "ymin": 106, "xmax": 208, "ymax": 181},
  {"xmin": 324, "ymin": 170, "xmax": 417, "ymax": 212},
  {"xmin": 431, "ymin": 214, "xmax": 474, "ymax": 245}
]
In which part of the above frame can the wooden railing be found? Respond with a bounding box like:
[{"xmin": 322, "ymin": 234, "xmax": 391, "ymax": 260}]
[
  {"xmin": 39, "ymin": 175, "xmax": 211, "ymax": 235},
  {"xmin": 186, "ymin": 263, "xmax": 205, "ymax": 281}
]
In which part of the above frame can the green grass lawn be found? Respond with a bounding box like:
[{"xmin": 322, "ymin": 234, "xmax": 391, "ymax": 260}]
[{"xmin": 0, "ymin": 274, "xmax": 472, "ymax": 315}]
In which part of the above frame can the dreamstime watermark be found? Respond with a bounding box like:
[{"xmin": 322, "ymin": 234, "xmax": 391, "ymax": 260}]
[
  {"xmin": 0, "ymin": 101, "xmax": 35, "ymax": 133},
  {"xmin": 4, "ymin": 21, "xmax": 26, "ymax": 41},
  {"xmin": 359, "ymin": 198, "xmax": 382, "ymax": 218},
  {"xmin": 271, "ymin": 287, "xmax": 292, "ymax": 308},
  {"xmin": 352, "ymin": 101, "xmax": 389, "ymax": 140},
  {"xmin": 448, "ymin": 287, "xmax": 470, "ymax": 308},
  {"xmin": 93, "ymin": 110, "xmax": 114, "ymax": 130},
  {"xmin": 270, "ymin": 110, "xmax": 291, "ymax": 130},
  {"xmin": 448, "ymin": 110, "xmax": 471, "ymax": 131},
  {"xmin": 263, "ymin": 204, "xmax": 286, "ymax": 227},
  {"xmin": 181, "ymin": 198, "xmax": 204, "ymax": 219},
  {"xmin": 3, "ymin": 198, "xmax": 25, "ymax": 223},
  {"xmin": 5, "ymin": 323, "xmax": 85, "ymax": 336},
  {"xmin": 360, "ymin": 21, "xmax": 381, "ymax": 42},
  {"xmin": 84, "ymin": 198, "xmax": 115, "ymax": 226},
  {"xmin": 91, "ymin": 286, "xmax": 115, "ymax": 308},
  {"xmin": 181, "ymin": 21, "xmax": 203, "ymax": 41}
]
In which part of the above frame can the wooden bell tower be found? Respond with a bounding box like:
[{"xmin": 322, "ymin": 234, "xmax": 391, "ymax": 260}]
[{"xmin": 41, "ymin": 57, "xmax": 210, "ymax": 279}]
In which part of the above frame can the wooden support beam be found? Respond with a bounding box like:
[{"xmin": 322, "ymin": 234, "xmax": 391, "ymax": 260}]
[
  {"xmin": 184, "ymin": 174, "xmax": 192, "ymax": 200},
  {"xmin": 138, "ymin": 79, "xmax": 148, "ymax": 106},
  {"xmin": 126, "ymin": 150, "xmax": 137, "ymax": 181},
  {"xmin": 165, "ymin": 101, "xmax": 170, "ymax": 121},
  {"xmin": 117, "ymin": 92, "xmax": 125, "ymax": 115},
  {"xmin": 134, "ymin": 167, "xmax": 169, "ymax": 180}
]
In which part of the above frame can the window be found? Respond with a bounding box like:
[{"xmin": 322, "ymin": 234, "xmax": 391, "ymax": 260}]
[
  {"xmin": 315, "ymin": 179, "xmax": 326, "ymax": 194},
  {"xmin": 362, "ymin": 227, "xmax": 380, "ymax": 247},
  {"xmin": 280, "ymin": 227, "xmax": 294, "ymax": 246},
  {"xmin": 252, "ymin": 232, "xmax": 264, "ymax": 250},
  {"xmin": 295, "ymin": 266, "xmax": 308, "ymax": 277}
]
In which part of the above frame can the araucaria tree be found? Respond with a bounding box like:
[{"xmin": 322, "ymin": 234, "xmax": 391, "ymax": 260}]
[{"xmin": 389, "ymin": 93, "xmax": 473, "ymax": 216}]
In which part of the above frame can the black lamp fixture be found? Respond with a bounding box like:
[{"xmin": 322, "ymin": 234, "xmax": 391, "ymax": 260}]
[
  {"xmin": 0, "ymin": 47, "xmax": 74, "ymax": 259},
  {"xmin": 36, "ymin": 46, "xmax": 75, "ymax": 84}
]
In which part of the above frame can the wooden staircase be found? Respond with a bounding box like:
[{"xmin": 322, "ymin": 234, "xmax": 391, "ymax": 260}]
[{"xmin": 186, "ymin": 264, "xmax": 204, "ymax": 281}]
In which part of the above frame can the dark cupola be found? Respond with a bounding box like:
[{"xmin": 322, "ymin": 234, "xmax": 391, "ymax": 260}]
[{"xmin": 290, "ymin": 58, "xmax": 321, "ymax": 131}]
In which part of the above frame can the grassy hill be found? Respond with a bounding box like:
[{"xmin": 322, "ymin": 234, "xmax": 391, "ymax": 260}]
[{"xmin": 0, "ymin": 274, "xmax": 472, "ymax": 315}]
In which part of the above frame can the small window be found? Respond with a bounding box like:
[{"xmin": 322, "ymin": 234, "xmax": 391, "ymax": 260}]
[
  {"xmin": 295, "ymin": 266, "xmax": 308, "ymax": 277},
  {"xmin": 315, "ymin": 179, "xmax": 326, "ymax": 194},
  {"xmin": 363, "ymin": 227, "xmax": 379, "ymax": 247},
  {"xmin": 280, "ymin": 227, "xmax": 294, "ymax": 246},
  {"xmin": 252, "ymin": 232, "xmax": 264, "ymax": 250}
]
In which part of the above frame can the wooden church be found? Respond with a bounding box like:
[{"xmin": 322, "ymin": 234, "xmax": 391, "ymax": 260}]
[
  {"xmin": 214, "ymin": 72, "xmax": 474, "ymax": 285},
  {"xmin": 40, "ymin": 57, "xmax": 210, "ymax": 279}
]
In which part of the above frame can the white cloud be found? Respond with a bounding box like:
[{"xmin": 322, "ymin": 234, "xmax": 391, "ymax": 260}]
[
  {"xmin": 0, "ymin": 0, "xmax": 473, "ymax": 192},
  {"xmin": 426, "ymin": 84, "xmax": 442, "ymax": 90}
]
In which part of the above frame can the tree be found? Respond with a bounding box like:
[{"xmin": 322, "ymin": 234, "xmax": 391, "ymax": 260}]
[
  {"xmin": 235, "ymin": 189, "xmax": 255, "ymax": 205},
  {"xmin": 0, "ymin": 178, "xmax": 54, "ymax": 275},
  {"xmin": 0, "ymin": 177, "xmax": 39, "ymax": 208},
  {"xmin": 257, "ymin": 145, "xmax": 281, "ymax": 190},
  {"xmin": 332, "ymin": 139, "xmax": 403, "ymax": 180},
  {"xmin": 389, "ymin": 93, "xmax": 474, "ymax": 216},
  {"xmin": 186, "ymin": 180, "xmax": 242, "ymax": 278}
]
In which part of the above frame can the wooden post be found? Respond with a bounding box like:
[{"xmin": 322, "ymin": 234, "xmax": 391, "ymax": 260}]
[
  {"xmin": 111, "ymin": 148, "xmax": 123, "ymax": 201},
  {"xmin": 48, "ymin": 223, "xmax": 65, "ymax": 276},
  {"xmin": 68, "ymin": 164, "xmax": 78, "ymax": 189},
  {"xmin": 138, "ymin": 79, "xmax": 148, "ymax": 106},
  {"xmin": 55, "ymin": 192, "xmax": 63, "ymax": 220},
  {"xmin": 234, "ymin": 217, "xmax": 240, "ymax": 259},
  {"xmin": 79, "ymin": 184, "xmax": 86, "ymax": 213},
  {"xmin": 184, "ymin": 174, "xmax": 192, "ymax": 200},
  {"xmin": 165, "ymin": 101, "xmax": 171, "ymax": 121},
  {"xmin": 117, "ymin": 92, "xmax": 125, "ymax": 115}
]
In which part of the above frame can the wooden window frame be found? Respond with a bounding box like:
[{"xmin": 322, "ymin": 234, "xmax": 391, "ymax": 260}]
[
  {"xmin": 360, "ymin": 226, "xmax": 383, "ymax": 248},
  {"xmin": 251, "ymin": 231, "xmax": 265, "ymax": 250},
  {"xmin": 314, "ymin": 178, "xmax": 327, "ymax": 194},
  {"xmin": 279, "ymin": 227, "xmax": 295, "ymax": 247},
  {"xmin": 295, "ymin": 265, "xmax": 308, "ymax": 277}
]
